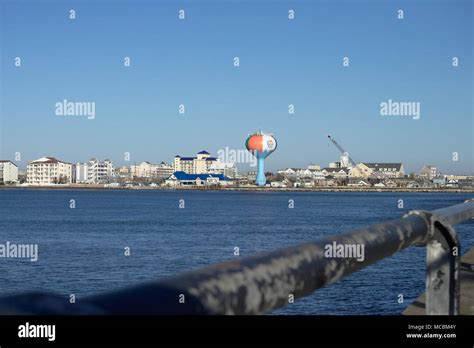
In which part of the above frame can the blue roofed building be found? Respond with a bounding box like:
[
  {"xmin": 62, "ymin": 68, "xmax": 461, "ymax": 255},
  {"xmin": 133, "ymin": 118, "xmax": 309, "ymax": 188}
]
[
  {"xmin": 173, "ymin": 150, "xmax": 219, "ymax": 174},
  {"xmin": 165, "ymin": 171, "xmax": 232, "ymax": 187}
]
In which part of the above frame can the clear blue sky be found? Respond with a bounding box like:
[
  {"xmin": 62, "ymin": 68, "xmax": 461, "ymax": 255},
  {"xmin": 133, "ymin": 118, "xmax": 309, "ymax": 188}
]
[{"xmin": 1, "ymin": 0, "xmax": 472, "ymax": 174}]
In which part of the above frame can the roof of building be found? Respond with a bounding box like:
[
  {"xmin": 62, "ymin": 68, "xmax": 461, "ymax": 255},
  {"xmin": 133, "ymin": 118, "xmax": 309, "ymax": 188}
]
[
  {"xmin": 29, "ymin": 157, "xmax": 72, "ymax": 165},
  {"xmin": 0, "ymin": 160, "xmax": 17, "ymax": 166},
  {"xmin": 175, "ymin": 153, "xmax": 217, "ymax": 161},
  {"xmin": 322, "ymin": 167, "xmax": 350, "ymax": 173},
  {"xmin": 168, "ymin": 171, "xmax": 231, "ymax": 181},
  {"xmin": 364, "ymin": 163, "xmax": 402, "ymax": 170},
  {"xmin": 278, "ymin": 168, "xmax": 301, "ymax": 172}
]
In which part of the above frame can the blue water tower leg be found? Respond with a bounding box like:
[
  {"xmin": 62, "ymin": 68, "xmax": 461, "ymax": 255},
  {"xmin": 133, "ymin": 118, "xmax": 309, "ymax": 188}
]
[{"xmin": 256, "ymin": 157, "xmax": 266, "ymax": 186}]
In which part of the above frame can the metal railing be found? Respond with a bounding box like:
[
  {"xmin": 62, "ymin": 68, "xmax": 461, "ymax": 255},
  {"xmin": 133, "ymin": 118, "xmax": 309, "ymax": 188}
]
[{"xmin": 0, "ymin": 199, "xmax": 473, "ymax": 315}]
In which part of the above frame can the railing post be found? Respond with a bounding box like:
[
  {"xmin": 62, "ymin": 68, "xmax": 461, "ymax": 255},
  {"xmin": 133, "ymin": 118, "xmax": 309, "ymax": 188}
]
[
  {"xmin": 426, "ymin": 215, "xmax": 460, "ymax": 315},
  {"xmin": 408, "ymin": 210, "xmax": 460, "ymax": 315}
]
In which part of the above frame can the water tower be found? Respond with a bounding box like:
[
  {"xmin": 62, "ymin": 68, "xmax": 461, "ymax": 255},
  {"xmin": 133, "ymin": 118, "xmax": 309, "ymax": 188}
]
[{"xmin": 245, "ymin": 131, "xmax": 277, "ymax": 186}]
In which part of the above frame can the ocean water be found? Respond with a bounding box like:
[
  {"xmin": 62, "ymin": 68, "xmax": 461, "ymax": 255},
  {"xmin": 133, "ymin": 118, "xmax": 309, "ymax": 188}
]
[{"xmin": 0, "ymin": 189, "xmax": 472, "ymax": 315}]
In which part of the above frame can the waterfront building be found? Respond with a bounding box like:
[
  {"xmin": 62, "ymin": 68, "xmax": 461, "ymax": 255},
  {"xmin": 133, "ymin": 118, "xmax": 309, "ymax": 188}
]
[
  {"xmin": 407, "ymin": 181, "xmax": 421, "ymax": 188},
  {"xmin": 293, "ymin": 179, "xmax": 316, "ymax": 188},
  {"xmin": 446, "ymin": 179, "xmax": 459, "ymax": 188},
  {"xmin": 322, "ymin": 167, "xmax": 350, "ymax": 179},
  {"xmin": 115, "ymin": 166, "xmax": 131, "ymax": 178},
  {"xmin": 0, "ymin": 160, "xmax": 19, "ymax": 184},
  {"xmin": 131, "ymin": 161, "xmax": 173, "ymax": 179},
  {"xmin": 311, "ymin": 170, "xmax": 326, "ymax": 181},
  {"xmin": 130, "ymin": 162, "xmax": 153, "ymax": 178},
  {"xmin": 349, "ymin": 163, "xmax": 372, "ymax": 178},
  {"xmin": 270, "ymin": 181, "xmax": 287, "ymax": 188},
  {"xmin": 297, "ymin": 169, "xmax": 313, "ymax": 177},
  {"xmin": 445, "ymin": 174, "xmax": 471, "ymax": 181},
  {"xmin": 155, "ymin": 162, "xmax": 174, "ymax": 179},
  {"xmin": 277, "ymin": 168, "xmax": 299, "ymax": 177},
  {"xmin": 173, "ymin": 151, "xmax": 219, "ymax": 174},
  {"xmin": 76, "ymin": 158, "xmax": 115, "ymax": 184},
  {"xmin": 384, "ymin": 179, "xmax": 398, "ymax": 187},
  {"xmin": 27, "ymin": 157, "xmax": 73, "ymax": 185},
  {"xmin": 350, "ymin": 163, "xmax": 404, "ymax": 178},
  {"xmin": 323, "ymin": 179, "xmax": 336, "ymax": 186},
  {"xmin": 457, "ymin": 178, "xmax": 474, "ymax": 188},
  {"xmin": 419, "ymin": 165, "xmax": 438, "ymax": 180},
  {"xmin": 209, "ymin": 161, "xmax": 237, "ymax": 178},
  {"xmin": 364, "ymin": 163, "xmax": 404, "ymax": 178},
  {"xmin": 433, "ymin": 177, "xmax": 446, "ymax": 187},
  {"xmin": 301, "ymin": 179, "xmax": 316, "ymax": 187},
  {"xmin": 243, "ymin": 171, "xmax": 257, "ymax": 181},
  {"xmin": 278, "ymin": 166, "xmax": 324, "ymax": 180},
  {"xmin": 348, "ymin": 180, "xmax": 370, "ymax": 187},
  {"xmin": 165, "ymin": 171, "xmax": 231, "ymax": 187}
]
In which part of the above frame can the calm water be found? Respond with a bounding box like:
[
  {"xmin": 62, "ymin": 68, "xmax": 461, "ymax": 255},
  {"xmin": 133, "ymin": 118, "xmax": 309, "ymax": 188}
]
[{"xmin": 0, "ymin": 189, "xmax": 472, "ymax": 314}]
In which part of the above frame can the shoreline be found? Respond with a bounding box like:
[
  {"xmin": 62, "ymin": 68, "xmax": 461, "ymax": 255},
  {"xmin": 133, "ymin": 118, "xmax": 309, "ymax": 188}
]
[{"xmin": 1, "ymin": 185, "xmax": 473, "ymax": 193}]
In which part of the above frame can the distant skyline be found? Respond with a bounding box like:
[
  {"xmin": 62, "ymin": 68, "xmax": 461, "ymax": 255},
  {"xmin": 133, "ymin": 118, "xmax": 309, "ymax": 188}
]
[{"xmin": 1, "ymin": 0, "xmax": 472, "ymax": 174}]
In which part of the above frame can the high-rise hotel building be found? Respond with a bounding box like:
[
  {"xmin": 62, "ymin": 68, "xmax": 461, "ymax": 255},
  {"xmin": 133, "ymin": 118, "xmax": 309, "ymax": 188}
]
[{"xmin": 173, "ymin": 151, "xmax": 219, "ymax": 174}]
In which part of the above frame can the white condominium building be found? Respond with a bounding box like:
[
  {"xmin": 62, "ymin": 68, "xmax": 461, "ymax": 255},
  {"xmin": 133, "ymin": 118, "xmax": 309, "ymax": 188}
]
[
  {"xmin": 130, "ymin": 161, "xmax": 173, "ymax": 179},
  {"xmin": 76, "ymin": 158, "xmax": 115, "ymax": 184},
  {"xmin": 0, "ymin": 160, "xmax": 19, "ymax": 183},
  {"xmin": 419, "ymin": 165, "xmax": 438, "ymax": 179},
  {"xmin": 173, "ymin": 151, "xmax": 219, "ymax": 174},
  {"xmin": 209, "ymin": 161, "xmax": 237, "ymax": 178},
  {"xmin": 155, "ymin": 162, "xmax": 174, "ymax": 179},
  {"xmin": 27, "ymin": 157, "xmax": 73, "ymax": 185}
]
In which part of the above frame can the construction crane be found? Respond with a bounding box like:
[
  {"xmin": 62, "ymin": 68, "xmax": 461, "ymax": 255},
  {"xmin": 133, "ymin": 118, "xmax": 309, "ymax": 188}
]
[{"xmin": 327, "ymin": 135, "xmax": 357, "ymax": 168}]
